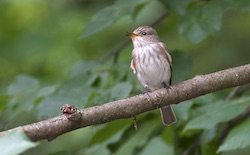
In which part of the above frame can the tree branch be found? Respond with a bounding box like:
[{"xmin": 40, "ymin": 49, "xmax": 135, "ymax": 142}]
[{"xmin": 0, "ymin": 64, "xmax": 250, "ymax": 141}]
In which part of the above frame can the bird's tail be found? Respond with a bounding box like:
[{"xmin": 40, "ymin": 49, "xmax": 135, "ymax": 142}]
[{"xmin": 160, "ymin": 105, "xmax": 177, "ymax": 126}]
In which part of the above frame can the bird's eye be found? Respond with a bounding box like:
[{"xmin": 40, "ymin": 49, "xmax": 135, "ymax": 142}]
[{"xmin": 141, "ymin": 32, "xmax": 147, "ymax": 35}]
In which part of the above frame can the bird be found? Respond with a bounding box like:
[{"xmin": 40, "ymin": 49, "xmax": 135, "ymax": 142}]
[{"xmin": 126, "ymin": 26, "xmax": 176, "ymax": 125}]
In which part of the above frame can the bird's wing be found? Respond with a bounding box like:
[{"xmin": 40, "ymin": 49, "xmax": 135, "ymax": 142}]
[
  {"xmin": 159, "ymin": 43, "xmax": 172, "ymax": 66},
  {"xmin": 159, "ymin": 43, "xmax": 173, "ymax": 85},
  {"xmin": 130, "ymin": 52, "xmax": 137, "ymax": 74}
]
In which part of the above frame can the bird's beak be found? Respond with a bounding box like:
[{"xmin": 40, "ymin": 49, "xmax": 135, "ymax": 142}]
[{"xmin": 126, "ymin": 32, "xmax": 138, "ymax": 38}]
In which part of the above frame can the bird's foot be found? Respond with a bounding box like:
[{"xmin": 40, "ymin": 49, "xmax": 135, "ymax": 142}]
[
  {"xmin": 143, "ymin": 85, "xmax": 155, "ymax": 105},
  {"xmin": 143, "ymin": 85, "xmax": 152, "ymax": 93},
  {"xmin": 162, "ymin": 82, "xmax": 171, "ymax": 89}
]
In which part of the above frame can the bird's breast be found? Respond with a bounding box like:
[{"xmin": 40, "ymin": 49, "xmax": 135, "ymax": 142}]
[{"xmin": 132, "ymin": 44, "xmax": 171, "ymax": 90}]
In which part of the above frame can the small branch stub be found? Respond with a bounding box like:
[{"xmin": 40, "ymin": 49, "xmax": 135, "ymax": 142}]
[{"xmin": 61, "ymin": 104, "xmax": 82, "ymax": 121}]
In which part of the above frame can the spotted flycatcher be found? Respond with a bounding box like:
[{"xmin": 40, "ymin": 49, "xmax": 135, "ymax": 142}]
[{"xmin": 126, "ymin": 26, "xmax": 176, "ymax": 125}]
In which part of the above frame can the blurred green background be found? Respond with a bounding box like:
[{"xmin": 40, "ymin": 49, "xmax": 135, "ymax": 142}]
[{"xmin": 0, "ymin": 0, "xmax": 250, "ymax": 155}]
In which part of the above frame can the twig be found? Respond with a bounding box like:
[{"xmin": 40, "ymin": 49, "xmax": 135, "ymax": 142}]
[
  {"xmin": 226, "ymin": 86, "xmax": 240, "ymax": 100},
  {"xmin": 0, "ymin": 64, "xmax": 249, "ymax": 142},
  {"xmin": 217, "ymin": 106, "xmax": 250, "ymax": 145},
  {"xmin": 133, "ymin": 116, "xmax": 138, "ymax": 130},
  {"xmin": 100, "ymin": 11, "xmax": 169, "ymax": 63},
  {"xmin": 182, "ymin": 133, "xmax": 201, "ymax": 155},
  {"xmin": 226, "ymin": 83, "xmax": 250, "ymax": 100},
  {"xmin": 218, "ymin": 83, "xmax": 250, "ymax": 144}
]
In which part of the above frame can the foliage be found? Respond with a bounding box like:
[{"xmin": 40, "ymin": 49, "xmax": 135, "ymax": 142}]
[
  {"xmin": 0, "ymin": 131, "xmax": 37, "ymax": 155},
  {"xmin": 0, "ymin": 0, "xmax": 250, "ymax": 155}
]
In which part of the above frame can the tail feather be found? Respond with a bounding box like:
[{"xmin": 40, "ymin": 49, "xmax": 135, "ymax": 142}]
[{"xmin": 160, "ymin": 105, "xmax": 177, "ymax": 126}]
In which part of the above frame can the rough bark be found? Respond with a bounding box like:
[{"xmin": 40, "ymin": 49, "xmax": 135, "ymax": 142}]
[{"xmin": 0, "ymin": 64, "xmax": 249, "ymax": 142}]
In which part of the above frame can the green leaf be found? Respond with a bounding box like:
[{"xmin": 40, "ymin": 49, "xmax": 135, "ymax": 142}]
[
  {"xmin": 7, "ymin": 75, "xmax": 39, "ymax": 95},
  {"xmin": 138, "ymin": 136, "xmax": 174, "ymax": 155},
  {"xmin": 111, "ymin": 82, "xmax": 132, "ymax": 100},
  {"xmin": 217, "ymin": 117, "xmax": 250, "ymax": 153},
  {"xmin": 232, "ymin": 0, "xmax": 250, "ymax": 9},
  {"xmin": 131, "ymin": 2, "xmax": 147, "ymax": 20},
  {"xmin": 89, "ymin": 89, "xmax": 111, "ymax": 105},
  {"xmin": 37, "ymin": 95, "xmax": 81, "ymax": 120},
  {"xmin": 82, "ymin": 6, "xmax": 116, "ymax": 38},
  {"xmin": 179, "ymin": 3, "xmax": 223, "ymax": 43},
  {"xmin": 115, "ymin": 118, "xmax": 159, "ymax": 155},
  {"xmin": 89, "ymin": 120, "xmax": 131, "ymax": 145},
  {"xmin": 84, "ymin": 124, "xmax": 129, "ymax": 155},
  {"xmin": 160, "ymin": 0, "xmax": 191, "ymax": 15},
  {"xmin": 82, "ymin": 0, "xmax": 148, "ymax": 37},
  {"xmin": 36, "ymin": 85, "xmax": 58, "ymax": 98},
  {"xmin": 183, "ymin": 97, "xmax": 250, "ymax": 132},
  {"xmin": 70, "ymin": 61, "xmax": 98, "ymax": 78},
  {"xmin": 6, "ymin": 75, "xmax": 40, "ymax": 117},
  {"xmin": 37, "ymin": 74, "xmax": 96, "ymax": 119},
  {"xmin": 171, "ymin": 50, "xmax": 192, "ymax": 84},
  {"xmin": 192, "ymin": 94, "xmax": 218, "ymax": 105},
  {"xmin": 36, "ymin": 78, "xmax": 94, "ymax": 119},
  {"xmin": 0, "ymin": 131, "xmax": 37, "ymax": 155},
  {"xmin": 200, "ymin": 129, "xmax": 217, "ymax": 155},
  {"xmin": 83, "ymin": 144, "xmax": 110, "ymax": 155},
  {"xmin": 173, "ymin": 100, "xmax": 193, "ymax": 121},
  {"xmin": 58, "ymin": 75, "xmax": 96, "ymax": 103},
  {"xmin": 0, "ymin": 95, "xmax": 9, "ymax": 112}
]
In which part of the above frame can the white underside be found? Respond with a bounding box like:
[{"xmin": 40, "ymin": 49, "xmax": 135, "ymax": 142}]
[{"xmin": 132, "ymin": 43, "xmax": 171, "ymax": 90}]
